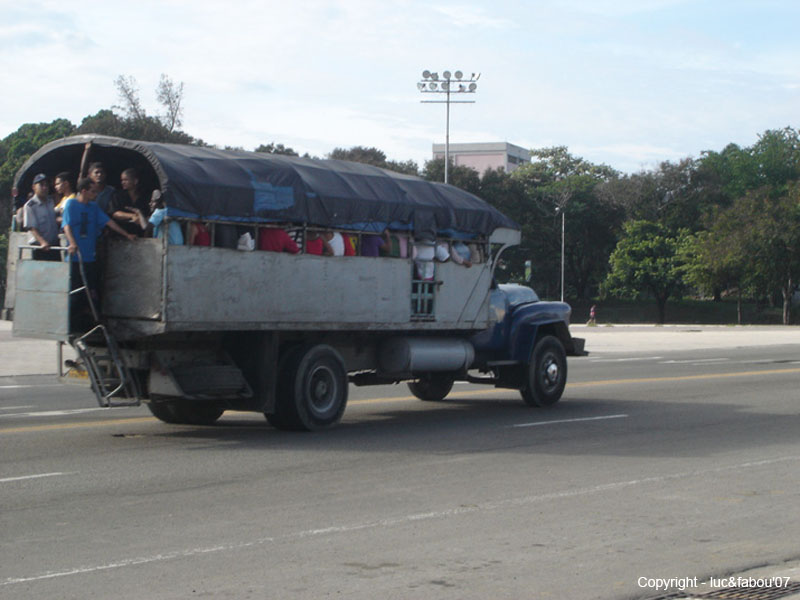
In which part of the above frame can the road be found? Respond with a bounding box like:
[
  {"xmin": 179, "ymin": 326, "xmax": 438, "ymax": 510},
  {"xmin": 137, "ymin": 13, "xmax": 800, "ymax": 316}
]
[{"xmin": 1, "ymin": 343, "xmax": 800, "ymax": 599}]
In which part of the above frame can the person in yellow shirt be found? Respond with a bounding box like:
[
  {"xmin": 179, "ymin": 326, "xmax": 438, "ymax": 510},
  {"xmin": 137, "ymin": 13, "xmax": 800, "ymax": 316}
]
[{"xmin": 53, "ymin": 171, "xmax": 76, "ymax": 217}]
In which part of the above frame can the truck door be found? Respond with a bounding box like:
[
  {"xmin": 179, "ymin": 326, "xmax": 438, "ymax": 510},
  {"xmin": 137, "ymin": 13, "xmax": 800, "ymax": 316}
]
[{"xmin": 13, "ymin": 253, "xmax": 71, "ymax": 341}]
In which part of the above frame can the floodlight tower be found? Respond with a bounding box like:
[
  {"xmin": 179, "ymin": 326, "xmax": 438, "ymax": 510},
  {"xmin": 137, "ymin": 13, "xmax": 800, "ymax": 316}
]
[{"xmin": 417, "ymin": 70, "xmax": 479, "ymax": 184}]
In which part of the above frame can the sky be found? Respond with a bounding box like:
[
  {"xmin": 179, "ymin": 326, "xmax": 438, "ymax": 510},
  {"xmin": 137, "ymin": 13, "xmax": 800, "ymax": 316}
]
[{"xmin": 1, "ymin": 0, "xmax": 798, "ymax": 174}]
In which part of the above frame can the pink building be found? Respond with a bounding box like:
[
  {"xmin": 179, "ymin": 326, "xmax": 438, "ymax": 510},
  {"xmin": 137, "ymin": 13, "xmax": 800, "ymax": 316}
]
[{"xmin": 432, "ymin": 142, "xmax": 530, "ymax": 175}]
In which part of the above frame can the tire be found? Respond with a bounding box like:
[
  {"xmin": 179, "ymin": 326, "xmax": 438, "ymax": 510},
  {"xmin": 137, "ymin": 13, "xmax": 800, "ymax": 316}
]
[
  {"xmin": 147, "ymin": 400, "xmax": 224, "ymax": 425},
  {"xmin": 520, "ymin": 335, "xmax": 567, "ymax": 407},
  {"xmin": 147, "ymin": 401, "xmax": 182, "ymax": 424},
  {"xmin": 270, "ymin": 344, "xmax": 348, "ymax": 431},
  {"xmin": 407, "ymin": 374, "xmax": 455, "ymax": 401}
]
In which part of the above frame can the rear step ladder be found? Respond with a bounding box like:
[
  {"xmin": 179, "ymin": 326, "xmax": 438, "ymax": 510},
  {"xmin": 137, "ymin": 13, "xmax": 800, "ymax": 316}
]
[
  {"xmin": 69, "ymin": 250, "xmax": 140, "ymax": 408},
  {"xmin": 73, "ymin": 325, "xmax": 140, "ymax": 407}
]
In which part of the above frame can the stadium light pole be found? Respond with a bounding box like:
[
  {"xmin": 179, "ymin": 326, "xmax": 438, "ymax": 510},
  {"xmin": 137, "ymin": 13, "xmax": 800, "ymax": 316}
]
[{"xmin": 417, "ymin": 70, "xmax": 479, "ymax": 184}]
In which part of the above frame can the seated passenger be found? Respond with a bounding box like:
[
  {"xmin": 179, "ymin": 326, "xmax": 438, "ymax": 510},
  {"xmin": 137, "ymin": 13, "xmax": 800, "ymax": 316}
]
[
  {"xmin": 133, "ymin": 190, "xmax": 183, "ymax": 245},
  {"xmin": 450, "ymin": 241, "xmax": 473, "ymax": 268},
  {"xmin": 411, "ymin": 236, "xmax": 436, "ymax": 280},
  {"xmin": 305, "ymin": 232, "xmax": 329, "ymax": 255},
  {"xmin": 258, "ymin": 226, "xmax": 299, "ymax": 254},
  {"xmin": 188, "ymin": 221, "xmax": 211, "ymax": 246},
  {"xmin": 361, "ymin": 230, "xmax": 391, "ymax": 257},
  {"xmin": 109, "ymin": 168, "xmax": 150, "ymax": 236},
  {"xmin": 380, "ymin": 231, "xmax": 409, "ymax": 258},
  {"xmin": 435, "ymin": 241, "xmax": 450, "ymax": 263},
  {"xmin": 322, "ymin": 231, "xmax": 354, "ymax": 256}
]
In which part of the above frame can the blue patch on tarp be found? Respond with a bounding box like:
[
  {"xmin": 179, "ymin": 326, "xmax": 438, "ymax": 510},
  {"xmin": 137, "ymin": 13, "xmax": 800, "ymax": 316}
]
[{"xmin": 246, "ymin": 169, "xmax": 295, "ymax": 212}]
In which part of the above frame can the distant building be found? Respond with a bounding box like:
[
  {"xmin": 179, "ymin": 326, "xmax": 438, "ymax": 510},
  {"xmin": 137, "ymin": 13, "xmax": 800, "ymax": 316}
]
[{"xmin": 431, "ymin": 142, "xmax": 530, "ymax": 174}]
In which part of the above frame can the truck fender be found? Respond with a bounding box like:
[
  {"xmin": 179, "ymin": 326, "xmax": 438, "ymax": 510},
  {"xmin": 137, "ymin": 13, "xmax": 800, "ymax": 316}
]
[{"xmin": 508, "ymin": 317, "xmax": 573, "ymax": 364}]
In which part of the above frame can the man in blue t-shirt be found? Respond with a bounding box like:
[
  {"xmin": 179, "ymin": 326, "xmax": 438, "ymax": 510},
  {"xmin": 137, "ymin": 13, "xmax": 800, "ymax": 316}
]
[{"xmin": 62, "ymin": 177, "xmax": 136, "ymax": 330}]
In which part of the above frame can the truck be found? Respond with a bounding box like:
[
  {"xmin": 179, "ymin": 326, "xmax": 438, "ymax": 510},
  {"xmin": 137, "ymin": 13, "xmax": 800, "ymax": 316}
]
[{"xmin": 4, "ymin": 135, "xmax": 585, "ymax": 430}]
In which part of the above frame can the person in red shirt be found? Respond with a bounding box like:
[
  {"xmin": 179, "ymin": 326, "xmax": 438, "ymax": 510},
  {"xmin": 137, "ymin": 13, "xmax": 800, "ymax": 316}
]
[{"xmin": 258, "ymin": 226, "xmax": 300, "ymax": 254}]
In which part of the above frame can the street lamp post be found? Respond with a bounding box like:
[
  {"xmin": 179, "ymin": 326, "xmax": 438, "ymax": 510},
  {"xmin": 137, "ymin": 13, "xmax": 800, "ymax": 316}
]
[
  {"xmin": 560, "ymin": 207, "xmax": 565, "ymax": 302},
  {"xmin": 417, "ymin": 70, "xmax": 479, "ymax": 184}
]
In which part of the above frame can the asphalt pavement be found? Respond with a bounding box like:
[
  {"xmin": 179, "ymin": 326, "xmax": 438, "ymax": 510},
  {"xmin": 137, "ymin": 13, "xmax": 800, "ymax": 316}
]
[
  {"xmin": 3, "ymin": 319, "xmax": 799, "ymax": 377},
  {"xmin": 3, "ymin": 320, "xmax": 800, "ymax": 599}
]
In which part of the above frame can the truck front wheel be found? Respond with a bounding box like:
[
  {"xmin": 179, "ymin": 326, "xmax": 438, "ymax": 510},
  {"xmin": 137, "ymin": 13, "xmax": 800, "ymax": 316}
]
[
  {"xmin": 271, "ymin": 344, "xmax": 348, "ymax": 431},
  {"xmin": 408, "ymin": 374, "xmax": 455, "ymax": 401},
  {"xmin": 520, "ymin": 335, "xmax": 567, "ymax": 407}
]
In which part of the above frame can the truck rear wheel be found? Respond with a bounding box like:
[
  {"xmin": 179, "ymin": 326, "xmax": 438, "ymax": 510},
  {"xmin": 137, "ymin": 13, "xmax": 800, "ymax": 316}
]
[
  {"xmin": 520, "ymin": 335, "xmax": 567, "ymax": 407},
  {"xmin": 407, "ymin": 374, "xmax": 455, "ymax": 401},
  {"xmin": 270, "ymin": 344, "xmax": 348, "ymax": 431},
  {"xmin": 147, "ymin": 400, "xmax": 224, "ymax": 425}
]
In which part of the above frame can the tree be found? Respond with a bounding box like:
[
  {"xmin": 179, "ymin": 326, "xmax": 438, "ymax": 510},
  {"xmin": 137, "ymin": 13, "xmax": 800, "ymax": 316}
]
[
  {"xmin": 329, "ymin": 146, "xmax": 419, "ymax": 175},
  {"xmin": 421, "ymin": 158, "xmax": 480, "ymax": 194},
  {"xmin": 98, "ymin": 74, "xmax": 197, "ymax": 144},
  {"xmin": 255, "ymin": 142, "xmax": 299, "ymax": 156},
  {"xmin": 0, "ymin": 119, "xmax": 76, "ymax": 227},
  {"xmin": 510, "ymin": 147, "xmax": 623, "ymax": 299},
  {"xmin": 114, "ymin": 75, "xmax": 146, "ymax": 121},
  {"xmin": 679, "ymin": 226, "xmax": 750, "ymax": 322},
  {"xmin": 156, "ymin": 74, "xmax": 185, "ymax": 133},
  {"xmin": 734, "ymin": 186, "xmax": 800, "ymax": 324},
  {"xmin": 598, "ymin": 158, "xmax": 709, "ymax": 232},
  {"xmin": 603, "ymin": 220, "xmax": 688, "ymax": 324}
]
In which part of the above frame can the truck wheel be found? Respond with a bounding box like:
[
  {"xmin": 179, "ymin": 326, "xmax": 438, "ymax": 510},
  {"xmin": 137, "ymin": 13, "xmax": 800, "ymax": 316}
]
[
  {"xmin": 273, "ymin": 344, "xmax": 348, "ymax": 431},
  {"xmin": 520, "ymin": 335, "xmax": 567, "ymax": 407},
  {"xmin": 408, "ymin": 374, "xmax": 455, "ymax": 401},
  {"xmin": 147, "ymin": 400, "xmax": 224, "ymax": 425},
  {"xmin": 147, "ymin": 401, "xmax": 182, "ymax": 424}
]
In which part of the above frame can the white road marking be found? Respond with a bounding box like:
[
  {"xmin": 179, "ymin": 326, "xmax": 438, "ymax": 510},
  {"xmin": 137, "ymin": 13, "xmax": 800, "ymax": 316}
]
[
  {"xmin": 4, "ymin": 455, "xmax": 799, "ymax": 587},
  {"xmin": 0, "ymin": 408, "xmax": 111, "ymax": 419},
  {"xmin": 0, "ymin": 384, "xmax": 62, "ymax": 389},
  {"xmin": 510, "ymin": 414, "xmax": 629, "ymax": 428},
  {"xmin": 659, "ymin": 358, "xmax": 730, "ymax": 364},
  {"xmin": 0, "ymin": 472, "xmax": 69, "ymax": 483},
  {"xmin": 588, "ymin": 356, "xmax": 663, "ymax": 363}
]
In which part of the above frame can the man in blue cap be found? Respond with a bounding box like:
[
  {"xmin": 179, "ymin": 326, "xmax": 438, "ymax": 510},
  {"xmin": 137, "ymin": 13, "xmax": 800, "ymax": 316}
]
[{"xmin": 22, "ymin": 173, "xmax": 60, "ymax": 260}]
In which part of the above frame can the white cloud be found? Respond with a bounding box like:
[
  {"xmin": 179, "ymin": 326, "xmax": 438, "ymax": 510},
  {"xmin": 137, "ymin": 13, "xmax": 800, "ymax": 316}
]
[{"xmin": 1, "ymin": 0, "xmax": 798, "ymax": 174}]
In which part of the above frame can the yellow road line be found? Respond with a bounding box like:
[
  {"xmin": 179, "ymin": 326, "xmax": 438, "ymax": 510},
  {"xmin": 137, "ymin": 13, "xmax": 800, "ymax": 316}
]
[
  {"xmin": 1, "ymin": 417, "xmax": 155, "ymax": 434},
  {"xmin": 3, "ymin": 367, "xmax": 798, "ymax": 434},
  {"xmin": 566, "ymin": 366, "xmax": 800, "ymax": 387}
]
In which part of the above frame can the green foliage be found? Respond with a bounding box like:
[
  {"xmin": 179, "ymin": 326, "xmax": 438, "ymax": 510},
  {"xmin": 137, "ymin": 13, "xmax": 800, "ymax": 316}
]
[
  {"xmin": 696, "ymin": 127, "xmax": 800, "ymax": 204},
  {"xmin": 520, "ymin": 146, "xmax": 618, "ymax": 183},
  {"xmin": 255, "ymin": 142, "xmax": 299, "ymax": 156},
  {"xmin": 0, "ymin": 119, "xmax": 76, "ymax": 230},
  {"xmin": 76, "ymin": 109, "xmax": 198, "ymax": 145},
  {"xmin": 329, "ymin": 146, "xmax": 419, "ymax": 176},
  {"xmin": 509, "ymin": 147, "xmax": 624, "ymax": 299},
  {"xmin": 603, "ymin": 220, "xmax": 689, "ymax": 323},
  {"xmin": 421, "ymin": 158, "xmax": 480, "ymax": 193}
]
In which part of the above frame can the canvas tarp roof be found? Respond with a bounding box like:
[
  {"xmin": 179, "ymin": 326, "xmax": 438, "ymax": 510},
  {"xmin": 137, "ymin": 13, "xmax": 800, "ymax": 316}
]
[{"xmin": 15, "ymin": 135, "xmax": 519, "ymax": 237}]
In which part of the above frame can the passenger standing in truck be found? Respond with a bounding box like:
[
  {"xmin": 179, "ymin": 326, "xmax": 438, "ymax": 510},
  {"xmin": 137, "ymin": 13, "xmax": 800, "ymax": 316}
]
[
  {"xmin": 53, "ymin": 171, "xmax": 76, "ymax": 217},
  {"xmin": 80, "ymin": 142, "xmax": 115, "ymax": 215},
  {"xmin": 63, "ymin": 178, "xmax": 137, "ymax": 329},
  {"xmin": 22, "ymin": 173, "xmax": 61, "ymax": 261}
]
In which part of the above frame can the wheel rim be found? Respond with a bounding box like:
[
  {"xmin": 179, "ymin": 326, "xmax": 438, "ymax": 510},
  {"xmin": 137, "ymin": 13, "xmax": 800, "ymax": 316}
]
[
  {"xmin": 540, "ymin": 352, "xmax": 561, "ymax": 392},
  {"xmin": 307, "ymin": 364, "xmax": 338, "ymax": 416}
]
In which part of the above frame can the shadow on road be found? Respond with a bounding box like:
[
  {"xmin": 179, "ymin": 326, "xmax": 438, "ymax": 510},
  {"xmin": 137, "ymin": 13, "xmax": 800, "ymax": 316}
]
[{"xmin": 138, "ymin": 390, "xmax": 800, "ymax": 462}]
